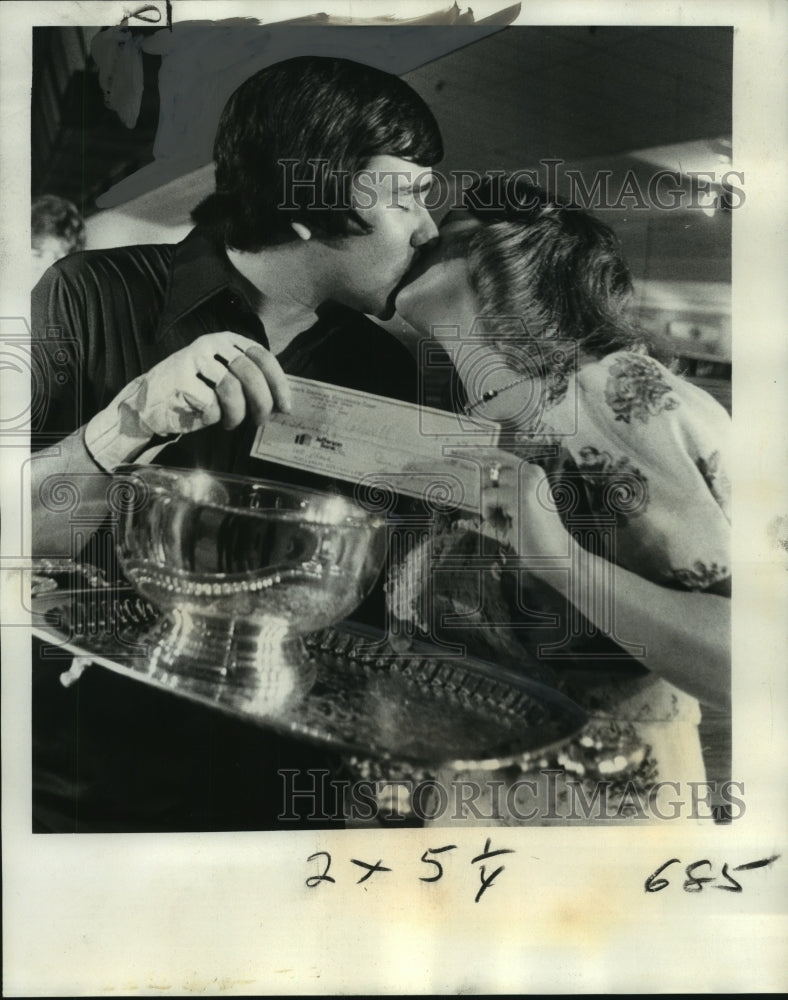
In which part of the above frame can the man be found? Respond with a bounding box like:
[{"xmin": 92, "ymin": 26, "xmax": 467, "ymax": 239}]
[
  {"xmin": 31, "ymin": 56, "xmax": 443, "ymax": 831},
  {"xmin": 32, "ymin": 55, "xmax": 441, "ymax": 550}
]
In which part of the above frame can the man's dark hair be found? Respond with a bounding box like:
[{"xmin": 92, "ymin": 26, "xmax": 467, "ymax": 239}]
[
  {"xmin": 31, "ymin": 195, "xmax": 85, "ymax": 253},
  {"xmin": 191, "ymin": 56, "xmax": 443, "ymax": 251}
]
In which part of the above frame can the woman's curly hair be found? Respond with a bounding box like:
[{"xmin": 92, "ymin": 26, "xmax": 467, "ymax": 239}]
[{"xmin": 457, "ymin": 175, "xmax": 654, "ymax": 366}]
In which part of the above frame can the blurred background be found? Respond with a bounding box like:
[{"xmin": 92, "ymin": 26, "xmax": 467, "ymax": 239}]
[{"xmin": 32, "ymin": 22, "xmax": 733, "ymax": 410}]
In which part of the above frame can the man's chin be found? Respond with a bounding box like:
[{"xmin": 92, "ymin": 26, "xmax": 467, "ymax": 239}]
[
  {"xmin": 380, "ymin": 264, "xmax": 420, "ymax": 320},
  {"xmin": 370, "ymin": 287, "xmax": 399, "ymax": 321},
  {"xmin": 375, "ymin": 300, "xmax": 397, "ymax": 321}
]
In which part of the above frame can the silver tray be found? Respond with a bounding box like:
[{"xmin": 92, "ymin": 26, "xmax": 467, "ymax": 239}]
[{"xmin": 31, "ymin": 560, "xmax": 587, "ymax": 769}]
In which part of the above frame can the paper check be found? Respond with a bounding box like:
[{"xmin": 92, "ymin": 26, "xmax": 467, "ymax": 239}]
[{"xmin": 250, "ymin": 376, "xmax": 502, "ymax": 513}]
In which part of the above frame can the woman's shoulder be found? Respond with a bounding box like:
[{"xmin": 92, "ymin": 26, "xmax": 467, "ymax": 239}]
[
  {"xmin": 559, "ymin": 347, "xmax": 732, "ymax": 536},
  {"xmin": 570, "ymin": 349, "xmax": 730, "ymax": 435}
]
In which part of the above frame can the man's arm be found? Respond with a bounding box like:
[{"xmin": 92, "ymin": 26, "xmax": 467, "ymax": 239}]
[
  {"xmin": 32, "ymin": 334, "xmax": 293, "ymax": 556},
  {"xmin": 32, "ymin": 429, "xmax": 129, "ymax": 559},
  {"xmin": 30, "ymin": 425, "xmax": 179, "ymax": 558}
]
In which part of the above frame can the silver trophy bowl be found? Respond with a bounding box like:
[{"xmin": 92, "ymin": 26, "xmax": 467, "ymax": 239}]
[{"xmin": 113, "ymin": 465, "xmax": 388, "ymax": 716}]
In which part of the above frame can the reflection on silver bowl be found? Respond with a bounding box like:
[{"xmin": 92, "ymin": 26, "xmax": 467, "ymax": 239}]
[{"xmin": 114, "ymin": 465, "xmax": 388, "ymax": 715}]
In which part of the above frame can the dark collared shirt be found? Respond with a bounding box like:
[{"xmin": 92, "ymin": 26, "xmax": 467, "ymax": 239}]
[{"xmin": 32, "ymin": 226, "xmax": 420, "ymax": 448}]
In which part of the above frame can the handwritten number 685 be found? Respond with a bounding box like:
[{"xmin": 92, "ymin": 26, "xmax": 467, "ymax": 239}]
[{"xmin": 644, "ymin": 856, "xmax": 779, "ymax": 893}]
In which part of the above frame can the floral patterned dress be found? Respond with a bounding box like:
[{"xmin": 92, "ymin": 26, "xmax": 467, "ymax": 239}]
[{"xmin": 388, "ymin": 350, "xmax": 731, "ymax": 825}]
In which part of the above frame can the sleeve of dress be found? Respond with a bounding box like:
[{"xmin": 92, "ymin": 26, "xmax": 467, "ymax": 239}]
[
  {"xmin": 552, "ymin": 351, "xmax": 731, "ymax": 595},
  {"xmin": 30, "ymin": 261, "xmax": 90, "ymax": 450}
]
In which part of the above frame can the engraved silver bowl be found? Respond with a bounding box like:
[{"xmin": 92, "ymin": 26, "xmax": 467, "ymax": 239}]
[{"xmin": 113, "ymin": 465, "xmax": 388, "ymax": 715}]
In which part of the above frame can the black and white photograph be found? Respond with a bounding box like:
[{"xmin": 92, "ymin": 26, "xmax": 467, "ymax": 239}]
[{"xmin": 2, "ymin": 0, "xmax": 786, "ymax": 994}]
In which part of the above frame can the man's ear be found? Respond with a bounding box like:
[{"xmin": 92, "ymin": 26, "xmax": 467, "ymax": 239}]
[{"xmin": 290, "ymin": 221, "xmax": 312, "ymax": 241}]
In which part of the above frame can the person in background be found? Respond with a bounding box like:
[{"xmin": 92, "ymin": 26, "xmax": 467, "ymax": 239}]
[{"xmin": 31, "ymin": 194, "xmax": 85, "ymax": 287}]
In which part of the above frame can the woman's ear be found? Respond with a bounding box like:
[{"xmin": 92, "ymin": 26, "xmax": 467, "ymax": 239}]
[{"xmin": 290, "ymin": 221, "xmax": 312, "ymax": 241}]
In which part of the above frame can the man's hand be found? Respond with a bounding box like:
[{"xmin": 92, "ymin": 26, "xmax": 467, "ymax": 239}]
[{"xmin": 84, "ymin": 332, "xmax": 292, "ymax": 471}]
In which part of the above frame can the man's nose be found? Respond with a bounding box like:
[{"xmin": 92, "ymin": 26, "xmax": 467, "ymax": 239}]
[{"xmin": 411, "ymin": 207, "xmax": 440, "ymax": 247}]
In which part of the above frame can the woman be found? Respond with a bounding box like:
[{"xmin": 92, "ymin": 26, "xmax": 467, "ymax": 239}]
[{"xmin": 390, "ymin": 177, "xmax": 731, "ymax": 824}]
